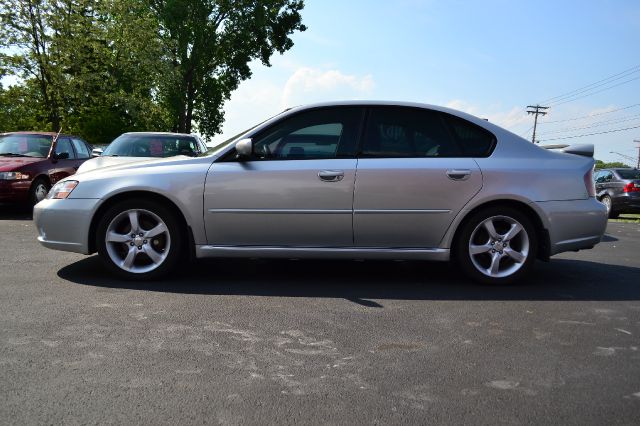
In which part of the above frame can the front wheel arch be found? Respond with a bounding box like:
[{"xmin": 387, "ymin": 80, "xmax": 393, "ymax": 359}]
[{"xmin": 88, "ymin": 191, "xmax": 192, "ymax": 257}]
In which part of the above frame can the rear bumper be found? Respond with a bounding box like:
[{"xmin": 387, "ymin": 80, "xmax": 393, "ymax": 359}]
[
  {"xmin": 612, "ymin": 193, "xmax": 640, "ymax": 213},
  {"xmin": 0, "ymin": 179, "xmax": 30, "ymax": 202},
  {"xmin": 535, "ymin": 198, "xmax": 608, "ymax": 255},
  {"xmin": 33, "ymin": 198, "xmax": 101, "ymax": 254}
]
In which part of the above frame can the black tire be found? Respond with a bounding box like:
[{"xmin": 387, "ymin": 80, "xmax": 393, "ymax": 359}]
[
  {"xmin": 96, "ymin": 199, "xmax": 184, "ymax": 280},
  {"xmin": 601, "ymin": 195, "xmax": 616, "ymax": 218},
  {"xmin": 29, "ymin": 177, "xmax": 50, "ymax": 205},
  {"xmin": 454, "ymin": 206, "xmax": 538, "ymax": 285}
]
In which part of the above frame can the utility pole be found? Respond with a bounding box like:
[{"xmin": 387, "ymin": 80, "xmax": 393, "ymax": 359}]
[
  {"xmin": 527, "ymin": 105, "xmax": 549, "ymax": 143},
  {"xmin": 635, "ymin": 139, "xmax": 640, "ymax": 169}
]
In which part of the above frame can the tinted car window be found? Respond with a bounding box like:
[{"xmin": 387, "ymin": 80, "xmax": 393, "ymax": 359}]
[
  {"xmin": 0, "ymin": 134, "xmax": 52, "ymax": 158},
  {"xmin": 251, "ymin": 107, "xmax": 362, "ymax": 160},
  {"xmin": 361, "ymin": 107, "xmax": 458, "ymax": 158},
  {"xmin": 71, "ymin": 138, "xmax": 90, "ymax": 159},
  {"xmin": 617, "ymin": 169, "xmax": 640, "ymax": 179},
  {"xmin": 442, "ymin": 113, "xmax": 496, "ymax": 157},
  {"xmin": 55, "ymin": 138, "xmax": 76, "ymax": 159}
]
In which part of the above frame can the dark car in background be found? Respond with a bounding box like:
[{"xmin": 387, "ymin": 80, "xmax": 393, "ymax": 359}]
[
  {"xmin": 595, "ymin": 168, "xmax": 640, "ymax": 218},
  {"xmin": 77, "ymin": 132, "xmax": 209, "ymax": 173},
  {"xmin": 0, "ymin": 132, "xmax": 93, "ymax": 205}
]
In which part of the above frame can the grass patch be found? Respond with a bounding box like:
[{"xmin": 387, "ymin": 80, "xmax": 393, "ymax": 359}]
[{"xmin": 610, "ymin": 213, "xmax": 640, "ymax": 223}]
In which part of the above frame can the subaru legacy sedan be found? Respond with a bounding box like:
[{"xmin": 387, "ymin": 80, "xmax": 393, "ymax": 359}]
[
  {"xmin": 0, "ymin": 132, "xmax": 92, "ymax": 204},
  {"xmin": 34, "ymin": 101, "xmax": 607, "ymax": 284}
]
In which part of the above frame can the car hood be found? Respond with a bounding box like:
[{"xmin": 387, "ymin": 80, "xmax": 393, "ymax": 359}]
[
  {"xmin": 76, "ymin": 155, "xmax": 186, "ymax": 174},
  {"xmin": 0, "ymin": 156, "xmax": 45, "ymax": 172},
  {"xmin": 73, "ymin": 154, "xmax": 218, "ymax": 180}
]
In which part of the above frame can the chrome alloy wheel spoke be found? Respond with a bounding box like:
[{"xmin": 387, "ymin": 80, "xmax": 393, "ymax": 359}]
[
  {"xmin": 504, "ymin": 247, "xmax": 526, "ymax": 263},
  {"xmin": 469, "ymin": 243, "xmax": 493, "ymax": 255},
  {"xmin": 502, "ymin": 222, "xmax": 523, "ymax": 242},
  {"xmin": 483, "ymin": 219, "xmax": 500, "ymax": 240},
  {"xmin": 487, "ymin": 251, "xmax": 503, "ymax": 276}
]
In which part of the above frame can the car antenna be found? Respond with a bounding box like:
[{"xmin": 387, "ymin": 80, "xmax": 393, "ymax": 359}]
[{"xmin": 53, "ymin": 126, "xmax": 63, "ymax": 144}]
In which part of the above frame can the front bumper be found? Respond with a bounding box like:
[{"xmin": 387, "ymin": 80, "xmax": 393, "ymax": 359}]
[
  {"xmin": 535, "ymin": 197, "xmax": 608, "ymax": 255},
  {"xmin": 0, "ymin": 179, "xmax": 31, "ymax": 202},
  {"xmin": 34, "ymin": 198, "xmax": 101, "ymax": 254}
]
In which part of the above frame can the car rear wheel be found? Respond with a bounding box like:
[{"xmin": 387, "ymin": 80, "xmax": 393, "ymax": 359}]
[
  {"xmin": 96, "ymin": 199, "xmax": 183, "ymax": 280},
  {"xmin": 455, "ymin": 206, "xmax": 537, "ymax": 285},
  {"xmin": 601, "ymin": 195, "xmax": 616, "ymax": 218},
  {"xmin": 29, "ymin": 178, "xmax": 50, "ymax": 205}
]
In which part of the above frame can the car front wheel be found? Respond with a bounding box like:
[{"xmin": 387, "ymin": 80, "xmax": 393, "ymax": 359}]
[
  {"xmin": 455, "ymin": 206, "xmax": 537, "ymax": 285},
  {"xmin": 96, "ymin": 199, "xmax": 183, "ymax": 280}
]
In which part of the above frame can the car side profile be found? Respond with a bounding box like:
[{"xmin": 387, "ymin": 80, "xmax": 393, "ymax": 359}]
[
  {"xmin": 34, "ymin": 101, "xmax": 607, "ymax": 284},
  {"xmin": 594, "ymin": 168, "xmax": 640, "ymax": 218},
  {"xmin": 0, "ymin": 132, "xmax": 93, "ymax": 205}
]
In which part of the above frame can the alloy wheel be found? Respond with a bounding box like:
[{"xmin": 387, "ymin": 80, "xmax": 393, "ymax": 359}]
[
  {"xmin": 104, "ymin": 209, "xmax": 171, "ymax": 273},
  {"xmin": 468, "ymin": 215, "xmax": 530, "ymax": 278}
]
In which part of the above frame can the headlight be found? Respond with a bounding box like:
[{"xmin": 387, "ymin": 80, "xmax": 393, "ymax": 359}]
[
  {"xmin": 0, "ymin": 171, "xmax": 29, "ymax": 180},
  {"xmin": 47, "ymin": 180, "xmax": 79, "ymax": 199}
]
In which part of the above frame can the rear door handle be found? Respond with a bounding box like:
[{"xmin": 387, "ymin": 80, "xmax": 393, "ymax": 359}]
[
  {"xmin": 318, "ymin": 170, "xmax": 344, "ymax": 182},
  {"xmin": 446, "ymin": 169, "xmax": 471, "ymax": 181}
]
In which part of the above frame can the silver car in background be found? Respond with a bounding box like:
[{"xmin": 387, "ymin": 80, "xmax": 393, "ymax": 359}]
[{"xmin": 34, "ymin": 101, "xmax": 607, "ymax": 284}]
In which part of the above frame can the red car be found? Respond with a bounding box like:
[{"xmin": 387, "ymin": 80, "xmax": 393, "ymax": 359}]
[{"xmin": 0, "ymin": 132, "xmax": 93, "ymax": 205}]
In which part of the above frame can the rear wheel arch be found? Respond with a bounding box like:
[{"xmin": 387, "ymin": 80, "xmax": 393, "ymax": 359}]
[
  {"xmin": 450, "ymin": 199, "xmax": 550, "ymax": 261},
  {"xmin": 88, "ymin": 191, "xmax": 192, "ymax": 256}
]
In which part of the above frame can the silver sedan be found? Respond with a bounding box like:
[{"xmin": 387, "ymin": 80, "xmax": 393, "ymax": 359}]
[{"xmin": 34, "ymin": 101, "xmax": 607, "ymax": 284}]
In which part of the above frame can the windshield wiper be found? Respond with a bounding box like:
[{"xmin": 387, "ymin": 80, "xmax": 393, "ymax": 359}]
[{"xmin": 0, "ymin": 153, "xmax": 31, "ymax": 157}]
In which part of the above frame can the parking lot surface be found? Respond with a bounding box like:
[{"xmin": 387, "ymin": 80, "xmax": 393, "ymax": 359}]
[{"xmin": 1, "ymin": 207, "xmax": 639, "ymax": 425}]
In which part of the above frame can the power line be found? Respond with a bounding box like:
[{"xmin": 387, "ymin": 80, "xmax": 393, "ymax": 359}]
[
  {"xmin": 538, "ymin": 113, "xmax": 640, "ymax": 135},
  {"xmin": 541, "ymin": 64, "xmax": 640, "ymax": 104},
  {"xmin": 541, "ymin": 103, "xmax": 640, "ymax": 124},
  {"xmin": 548, "ymin": 75, "xmax": 640, "ymax": 107},
  {"xmin": 538, "ymin": 124, "xmax": 640, "ymax": 142}
]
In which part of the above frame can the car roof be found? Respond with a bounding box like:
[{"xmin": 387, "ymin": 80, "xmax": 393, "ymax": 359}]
[
  {"xmin": 121, "ymin": 132, "xmax": 196, "ymax": 137},
  {"xmin": 0, "ymin": 131, "xmax": 81, "ymax": 138}
]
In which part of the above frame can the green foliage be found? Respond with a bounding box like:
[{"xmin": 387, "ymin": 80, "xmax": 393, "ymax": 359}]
[
  {"xmin": 0, "ymin": 0, "xmax": 306, "ymax": 144},
  {"xmin": 595, "ymin": 159, "xmax": 632, "ymax": 169}
]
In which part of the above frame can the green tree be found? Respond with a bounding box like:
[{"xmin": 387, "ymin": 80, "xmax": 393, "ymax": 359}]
[
  {"xmin": 151, "ymin": 0, "xmax": 306, "ymax": 137},
  {"xmin": 595, "ymin": 159, "xmax": 631, "ymax": 169},
  {"xmin": 0, "ymin": 0, "xmax": 173, "ymax": 144}
]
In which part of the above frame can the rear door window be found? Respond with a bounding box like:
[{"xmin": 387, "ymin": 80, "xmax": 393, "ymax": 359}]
[
  {"xmin": 361, "ymin": 107, "xmax": 459, "ymax": 157},
  {"xmin": 71, "ymin": 138, "xmax": 90, "ymax": 159}
]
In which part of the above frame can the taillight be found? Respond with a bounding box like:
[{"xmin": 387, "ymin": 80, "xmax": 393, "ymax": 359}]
[
  {"xmin": 623, "ymin": 182, "xmax": 640, "ymax": 193},
  {"xmin": 584, "ymin": 168, "xmax": 596, "ymax": 197}
]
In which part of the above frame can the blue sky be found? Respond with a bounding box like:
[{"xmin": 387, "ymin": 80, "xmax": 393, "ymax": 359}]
[{"xmin": 216, "ymin": 0, "xmax": 640, "ymax": 164}]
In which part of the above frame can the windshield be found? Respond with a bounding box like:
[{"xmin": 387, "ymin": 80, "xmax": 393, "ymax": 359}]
[
  {"xmin": 618, "ymin": 169, "xmax": 640, "ymax": 179},
  {"xmin": 103, "ymin": 134, "xmax": 201, "ymax": 158},
  {"xmin": 0, "ymin": 134, "xmax": 52, "ymax": 158}
]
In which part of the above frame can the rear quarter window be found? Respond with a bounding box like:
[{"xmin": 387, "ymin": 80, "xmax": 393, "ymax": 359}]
[{"xmin": 441, "ymin": 113, "xmax": 496, "ymax": 157}]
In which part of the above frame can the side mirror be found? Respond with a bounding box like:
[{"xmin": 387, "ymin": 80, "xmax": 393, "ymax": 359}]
[
  {"xmin": 235, "ymin": 138, "xmax": 253, "ymax": 159},
  {"xmin": 91, "ymin": 148, "xmax": 103, "ymax": 157},
  {"xmin": 53, "ymin": 152, "xmax": 69, "ymax": 160}
]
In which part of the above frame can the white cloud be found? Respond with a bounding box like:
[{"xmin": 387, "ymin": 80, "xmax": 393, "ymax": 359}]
[
  {"xmin": 212, "ymin": 66, "xmax": 375, "ymax": 145},
  {"xmin": 281, "ymin": 67, "xmax": 374, "ymax": 108}
]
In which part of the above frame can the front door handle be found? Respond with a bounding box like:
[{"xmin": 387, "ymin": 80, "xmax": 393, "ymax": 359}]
[
  {"xmin": 318, "ymin": 170, "xmax": 344, "ymax": 182},
  {"xmin": 446, "ymin": 169, "xmax": 471, "ymax": 181}
]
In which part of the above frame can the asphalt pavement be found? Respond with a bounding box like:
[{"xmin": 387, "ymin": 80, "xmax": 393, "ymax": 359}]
[{"xmin": 1, "ymin": 205, "xmax": 639, "ymax": 425}]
